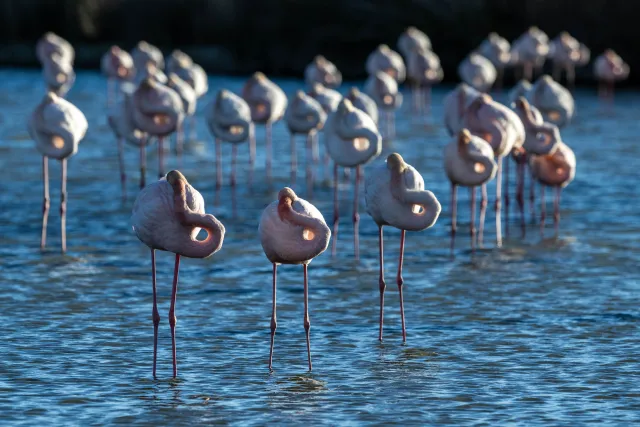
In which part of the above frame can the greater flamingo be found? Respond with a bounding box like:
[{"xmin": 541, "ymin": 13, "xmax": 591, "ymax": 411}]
[
  {"xmin": 304, "ymin": 55, "xmax": 342, "ymax": 89},
  {"xmin": 365, "ymin": 153, "xmax": 441, "ymax": 341},
  {"xmin": 28, "ymin": 92, "xmax": 88, "ymax": 253},
  {"xmin": 166, "ymin": 73, "xmax": 197, "ymax": 159},
  {"xmin": 259, "ymin": 187, "xmax": 330, "ymax": 371},
  {"xmin": 444, "ymin": 129, "xmax": 497, "ymax": 254},
  {"xmin": 284, "ymin": 90, "xmax": 326, "ymax": 191},
  {"xmin": 131, "ymin": 78, "xmax": 184, "ymax": 182},
  {"xmin": 594, "ymin": 49, "xmax": 630, "ymax": 103},
  {"xmin": 205, "ymin": 89, "xmax": 252, "ymax": 192},
  {"xmin": 549, "ymin": 32, "xmax": 590, "ymax": 89},
  {"xmin": 527, "ymin": 75, "xmax": 574, "ymax": 128},
  {"xmin": 457, "ymin": 53, "xmax": 497, "ymax": 93},
  {"xmin": 406, "ymin": 48, "xmax": 443, "ymax": 119},
  {"xmin": 511, "ymin": 27, "xmax": 549, "ymax": 81},
  {"xmin": 325, "ymin": 99, "xmax": 381, "ymax": 260},
  {"xmin": 366, "ymin": 44, "xmax": 406, "ymax": 83},
  {"xmin": 242, "ymin": 72, "xmax": 287, "ymax": 186},
  {"xmin": 36, "ymin": 32, "xmax": 74, "ymax": 66},
  {"xmin": 131, "ymin": 170, "xmax": 225, "ymax": 378},
  {"xmin": 364, "ymin": 71, "xmax": 402, "ymax": 140},
  {"xmin": 443, "ymin": 83, "xmax": 481, "ymax": 136},
  {"xmin": 477, "ymin": 33, "xmax": 511, "ymax": 91},
  {"xmin": 397, "ymin": 27, "xmax": 432, "ymax": 58},
  {"xmin": 463, "ymin": 94, "xmax": 525, "ymax": 247},
  {"xmin": 42, "ymin": 53, "xmax": 75, "ymax": 97},
  {"xmin": 101, "ymin": 46, "xmax": 135, "ymax": 106}
]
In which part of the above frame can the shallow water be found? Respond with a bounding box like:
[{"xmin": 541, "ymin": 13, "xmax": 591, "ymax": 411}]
[{"xmin": 1, "ymin": 70, "xmax": 639, "ymax": 425}]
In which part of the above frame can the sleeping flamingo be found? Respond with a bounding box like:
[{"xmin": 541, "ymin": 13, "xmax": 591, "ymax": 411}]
[
  {"xmin": 205, "ymin": 89, "xmax": 252, "ymax": 192},
  {"xmin": 42, "ymin": 54, "xmax": 75, "ymax": 97},
  {"xmin": 397, "ymin": 27, "xmax": 432, "ymax": 58},
  {"xmin": 325, "ymin": 99, "xmax": 381, "ymax": 260},
  {"xmin": 101, "ymin": 46, "xmax": 135, "ymax": 106},
  {"xmin": 549, "ymin": 32, "xmax": 590, "ymax": 89},
  {"xmin": 284, "ymin": 91, "xmax": 326, "ymax": 191},
  {"xmin": 259, "ymin": 187, "xmax": 330, "ymax": 371},
  {"xmin": 242, "ymin": 72, "xmax": 287, "ymax": 185},
  {"xmin": 28, "ymin": 92, "xmax": 88, "ymax": 253},
  {"xmin": 477, "ymin": 33, "xmax": 511, "ymax": 91},
  {"xmin": 345, "ymin": 87, "xmax": 378, "ymax": 125},
  {"xmin": 594, "ymin": 49, "xmax": 630, "ymax": 103},
  {"xmin": 406, "ymin": 48, "xmax": 443, "ymax": 119},
  {"xmin": 166, "ymin": 73, "xmax": 197, "ymax": 159},
  {"xmin": 529, "ymin": 141, "xmax": 575, "ymax": 236},
  {"xmin": 512, "ymin": 97, "xmax": 562, "ymax": 228},
  {"xmin": 527, "ymin": 75, "xmax": 574, "ymax": 128},
  {"xmin": 463, "ymin": 94, "xmax": 525, "ymax": 247},
  {"xmin": 131, "ymin": 78, "xmax": 184, "ymax": 181},
  {"xmin": 443, "ymin": 83, "xmax": 481, "ymax": 136},
  {"xmin": 365, "ymin": 153, "xmax": 441, "ymax": 341},
  {"xmin": 131, "ymin": 170, "xmax": 225, "ymax": 378},
  {"xmin": 131, "ymin": 41, "xmax": 164, "ymax": 72},
  {"xmin": 366, "ymin": 44, "xmax": 406, "ymax": 83},
  {"xmin": 444, "ymin": 129, "xmax": 497, "ymax": 254},
  {"xmin": 458, "ymin": 53, "xmax": 497, "ymax": 93},
  {"xmin": 304, "ymin": 55, "xmax": 342, "ymax": 89},
  {"xmin": 365, "ymin": 71, "xmax": 402, "ymax": 140},
  {"xmin": 36, "ymin": 32, "xmax": 74, "ymax": 66},
  {"xmin": 511, "ymin": 27, "xmax": 549, "ymax": 81}
]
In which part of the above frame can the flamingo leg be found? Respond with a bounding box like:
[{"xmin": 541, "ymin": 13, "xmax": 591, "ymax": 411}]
[
  {"xmin": 353, "ymin": 166, "xmax": 361, "ymax": 260},
  {"xmin": 495, "ymin": 157, "xmax": 503, "ymax": 247},
  {"xmin": 529, "ymin": 165, "xmax": 536, "ymax": 223},
  {"xmin": 479, "ymin": 183, "xmax": 488, "ymax": 248},
  {"xmin": 268, "ymin": 263, "xmax": 277, "ymax": 371},
  {"xmin": 540, "ymin": 185, "xmax": 546, "ymax": 236},
  {"xmin": 290, "ymin": 133, "xmax": 296, "ymax": 185},
  {"xmin": 118, "ymin": 137, "xmax": 126, "ymax": 202},
  {"xmin": 140, "ymin": 139, "xmax": 146, "ymax": 189},
  {"xmin": 378, "ymin": 226, "xmax": 386, "ymax": 341},
  {"xmin": 249, "ymin": 123, "xmax": 255, "ymax": 188},
  {"xmin": 41, "ymin": 156, "xmax": 49, "ymax": 250},
  {"xmin": 158, "ymin": 137, "xmax": 165, "ymax": 178},
  {"xmin": 505, "ymin": 157, "xmax": 510, "ymax": 238},
  {"xmin": 331, "ymin": 163, "xmax": 339, "ymax": 256},
  {"xmin": 266, "ymin": 122, "xmax": 272, "ymax": 184},
  {"xmin": 151, "ymin": 249, "xmax": 160, "ymax": 378},
  {"xmin": 303, "ymin": 263, "xmax": 312, "ymax": 371},
  {"xmin": 215, "ymin": 137, "xmax": 222, "ymax": 191},
  {"xmin": 397, "ymin": 230, "xmax": 407, "ymax": 342},
  {"xmin": 169, "ymin": 253, "xmax": 181, "ymax": 378},
  {"xmin": 554, "ymin": 187, "xmax": 561, "ymax": 236},
  {"xmin": 60, "ymin": 158, "xmax": 67, "ymax": 253},
  {"xmin": 450, "ymin": 183, "xmax": 457, "ymax": 256},
  {"xmin": 306, "ymin": 133, "xmax": 313, "ymax": 198},
  {"xmin": 470, "ymin": 186, "xmax": 477, "ymax": 253}
]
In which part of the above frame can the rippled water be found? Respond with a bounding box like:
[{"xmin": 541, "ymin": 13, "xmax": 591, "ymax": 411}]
[{"xmin": 1, "ymin": 69, "xmax": 639, "ymax": 425}]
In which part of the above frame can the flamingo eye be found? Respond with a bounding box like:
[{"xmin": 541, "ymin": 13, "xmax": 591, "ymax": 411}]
[
  {"xmin": 474, "ymin": 162, "xmax": 486, "ymax": 173},
  {"xmin": 353, "ymin": 137, "xmax": 370, "ymax": 151},
  {"xmin": 302, "ymin": 229, "xmax": 315, "ymax": 240},
  {"xmin": 412, "ymin": 205, "xmax": 425, "ymax": 215},
  {"xmin": 52, "ymin": 135, "xmax": 65, "ymax": 149}
]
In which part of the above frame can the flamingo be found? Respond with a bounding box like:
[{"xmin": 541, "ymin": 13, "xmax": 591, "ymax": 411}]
[
  {"xmin": 462, "ymin": 94, "xmax": 525, "ymax": 247},
  {"xmin": 131, "ymin": 78, "xmax": 184, "ymax": 182},
  {"xmin": 42, "ymin": 54, "xmax": 75, "ymax": 97},
  {"xmin": 284, "ymin": 91, "xmax": 326, "ymax": 191},
  {"xmin": 365, "ymin": 71, "xmax": 402, "ymax": 140},
  {"xmin": 345, "ymin": 87, "xmax": 378, "ymax": 125},
  {"xmin": 131, "ymin": 170, "xmax": 225, "ymax": 378},
  {"xmin": 242, "ymin": 72, "xmax": 287, "ymax": 186},
  {"xmin": 166, "ymin": 73, "xmax": 197, "ymax": 160},
  {"xmin": 28, "ymin": 92, "xmax": 88, "ymax": 253},
  {"xmin": 443, "ymin": 83, "xmax": 481, "ymax": 136},
  {"xmin": 477, "ymin": 33, "xmax": 511, "ymax": 91},
  {"xmin": 304, "ymin": 55, "xmax": 342, "ymax": 89},
  {"xmin": 511, "ymin": 97, "xmax": 562, "ymax": 227},
  {"xmin": 406, "ymin": 48, "xmax": 443, "ymax": 119},
  {"xmin": 259, "ymin": 187, "xmax": 330, "ymax": 371},
  {"xmin": 594, "ymin": 50, "xmax": 630, "ymax": 103},
  {"xmin": 101, "ymin": 46, "xmax": 135, "ymax": 106},
  {"xmin": 325, "ymin": 99, "xmax": 381, "ymax": 260},
  {"xmin": 108, "ymin": 92, "xmax": 149, "ymax": 198},
  {"xmin": 365, "ymin": 153, "xmax": 441, "ymax": 341},
  {"xmin": 131, "ymin": 41, "xmax": 164, "ymax": 73},
  {"xmin": 510, "ymin": 27, "xmax": 549, "ymax": 81},
  {"xmin": 397, "ymin": 27, "xmax": 432, "ymax": 58},
  {"xmin": 36, "ymin": 32, "xmax": 74, "ymax": 66},
  {"xmin": 458, "ymin": 53, "xmax": 497, "ymax": 93},
  {"xmin": 508, "ymin": 79, "xmax": 532, "ymax": 105},
  {"xmin": 527, "ymin": 75, "xmax": 574, "ymax": 128},
  {"xmin": 444, "ymin": 129, "xmax": 497, "ymax": 254},
  {"xmin": 549, "ymin": 32, "xmax": 590, "ymax": 89},
  {"xmin": 366, "ymin": 44, "xmax": 406, "ymax": 83},
  {"xmin": 205, "ymin": 89, "xmax": 252, "ymax": 193},
  {"xmin": 529, "ymin": 142, "xmax": 575, "ymax": 236}
]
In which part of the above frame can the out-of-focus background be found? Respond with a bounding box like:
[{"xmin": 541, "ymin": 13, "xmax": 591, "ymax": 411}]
[{"xmin": 0, "ymin": 0, "xmax": 635, "ymax": 85}]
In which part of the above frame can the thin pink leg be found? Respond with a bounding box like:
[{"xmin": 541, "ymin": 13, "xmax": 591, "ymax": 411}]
[
  {"xmin": 268, "ymin": 263, "xmax": 277, "ymax": 371},
  {"xmin": 215, "ymin": 138, "xmax": 222, "ymax": 191},
  {"xmin": 540, "ymin": 185, "xmax": 546, "ymax": 236},
  {"xmin": 266, "ymin": 122, "xmax": 272, "ymax": 184},
  {"xmin": 397, "ymin": 230, "xmax": 407, "ymax": 342},
  {"xmin": 353, "ymin": 165, "xmax": 361, "ymax": 260},
  {"xmin": 41, "ymin": 156, "xmax": 49, "ymax": 250},
  {"xmin": 378, "ymin": 226, "xmax": 386, "ymax": 341},
  {"xmin": 331, "ymin": 163, "xmax": 339, "ymax": 256},
  {"xmin": 140, "ymin": 139, "xmax": 146, "ymax": 189},
  {"xmin": 303, "ymin": 263, "xmax": 312, "ymax": 371},
  {"xmin": 306, "ymin": 133, "xmax": 313, "ymax": 198},
  {"xmin": 450, "ymin": 183, "xmax": 457, "ymax": 256},
  {"xmin": 290, "ymin": 133, "xmax": 297, "ymax": 185},
  {"xmin": 470, "ymin": 186, "xmax": 476, "ymax": 253},
  {"xmin": 60, "ymin": 158, "xmax": 67, "ymax": 253},
  {"xmin": 118, "ymin": 137, "xmax": 126, "ymax": 202},
  {"xmin": 158, "ymin": 137, "xmax": 165, "ymax": 178},
  {"xmin": 479, "ymin": 183, "xmax": 488, "ymax": 248},
  {"xmin": 554, "ymin": 187, "xmax": 561, "ymax": 236},
  {"xmin": 169, "ymin": 254, "xmax": 181, "ymax": 378},
  {"xmin": 495, "ymin": 157, "xmax": 503, "ymax": 247},
  {"xmin": 151, "ymin": 249, "xmax": 160, "ymax": 378},
  {"xmin": 249, "ymin": 123, "xmax": 255, "ymax": 188},
  {"xmin": 505, "ymin": 157, "xmax": 510, "ymax": 237}
]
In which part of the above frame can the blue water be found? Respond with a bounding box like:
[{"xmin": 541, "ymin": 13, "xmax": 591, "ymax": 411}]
[{"xmin": 1, "ymin": 70, "xmax": 639, "ymax": 425}]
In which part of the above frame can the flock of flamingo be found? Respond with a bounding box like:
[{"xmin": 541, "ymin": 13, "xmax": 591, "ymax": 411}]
[{"xmin": 28, "ymin": 27, "xmax": 629, "ymax": 377}]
